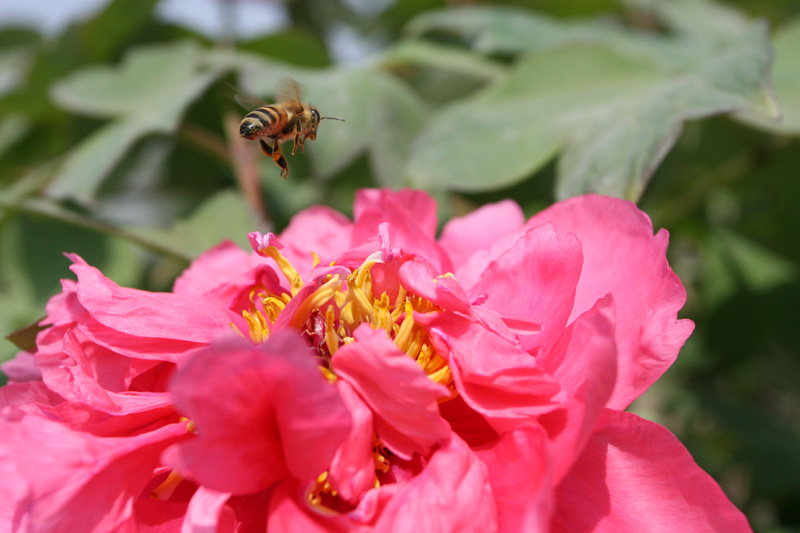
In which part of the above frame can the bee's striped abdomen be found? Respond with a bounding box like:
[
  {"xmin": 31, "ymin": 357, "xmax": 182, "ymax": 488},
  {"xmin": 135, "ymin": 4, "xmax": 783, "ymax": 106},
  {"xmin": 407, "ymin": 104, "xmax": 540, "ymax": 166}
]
[{"xmin": 239, "ymin": 106, "xmax": 287, "ymax": 139}]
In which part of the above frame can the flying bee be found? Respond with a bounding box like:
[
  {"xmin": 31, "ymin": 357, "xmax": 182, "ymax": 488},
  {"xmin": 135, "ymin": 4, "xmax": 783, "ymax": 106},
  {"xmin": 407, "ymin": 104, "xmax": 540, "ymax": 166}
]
[{"xmin": 237, "ymin": 78, "xmax": 344, "ymax": 179}]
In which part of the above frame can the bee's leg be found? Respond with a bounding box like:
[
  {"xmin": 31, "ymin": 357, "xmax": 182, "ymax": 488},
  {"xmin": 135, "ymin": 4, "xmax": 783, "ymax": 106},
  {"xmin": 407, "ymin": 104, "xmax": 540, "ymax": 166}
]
[
  {"xmin": 258, "ymin": 139, "xmax": 274, "ymax": 156},
  {"xmin": 262, "ymin": 139, "xmax": 289, "ymax": 179},
  {"xmin": 291, "ymin": 121, "xmax": 302, "ymax": 155}
]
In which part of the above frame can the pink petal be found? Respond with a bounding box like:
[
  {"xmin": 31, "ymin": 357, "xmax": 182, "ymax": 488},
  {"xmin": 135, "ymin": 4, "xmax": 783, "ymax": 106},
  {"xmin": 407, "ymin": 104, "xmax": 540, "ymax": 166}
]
[
  {"xmin": 538, "ymin": 296, "xmax": 618, "ymax": 484},
  {"xmin": 1, "ymin": 350, "xmax": 41, "ymax": 382},
  {"xmin": 439, "ymin": 199, "xmax": 525, "ymax": 268},
  {"xmin": 438, "ymin": 396, "xmax": 499, "ymax": 448},
  {"xmin": 165, "ymin": 332, "xmax": 351, "ymax": 494},
  {"xmin": 527, "ymin": 195, "xmax": 695, "ymax": 409},
  {"xmin": 174, "ymin": 241, "xmax": 287, "ymax": 318},
  {"xmin": 180, "ymin": 487, "xmax": 232, "ymax": 533},
  {"xmin": 354, "ymin": 189, "xmax": 438, "ymax": 239},
  {"xmin": 0, "ymin": 411, "xmax": 188, "ymax": 533},
  {"xmin": 56, "ymin": 330, "xmax": 173, "ymax": 416},
  {"xmin": 421, "ymin": 312, "xmax": 564, "ymax": 433},
  {"xmin": 279, "ymin": 205, "xmax": 354, "ymax": 276},
  {"xmin": 553, "ymin": 409, "xmax": 751, "ymax": 532},
  {"xmin": 398, "ymin": 260, "xmax": 471, "ymax": 313},
  {"xmin": 372, "ymin": 434, "xmax": 498, "ymax": 533},
  {"xmin": 352, "ymin": 190, "xmax": 452, "ymax": 273},
  {"xmin": 69, "ymin": 258, "xmax": 237, "ymax": 362},
  {"xmin": 172, "ymin": 241, "xmax": 261, "ymax": 297},
  {"xmin": 474, "ymin": 425, "xmax": 554, "ymax": 533},
  {"xmin": 328, "ymin": 380, "xmax": 377, "ymax": 503},
  {"xmin": 134, "ymin": 497, "xmax": 188, "ymax": 533},
  {"xmin": 469, "ymin": 223, "xmax": 582, "ymax": 354},
  {"xmin": 332, "ymin": 324, "xmax": 451, "ymax": 460}
]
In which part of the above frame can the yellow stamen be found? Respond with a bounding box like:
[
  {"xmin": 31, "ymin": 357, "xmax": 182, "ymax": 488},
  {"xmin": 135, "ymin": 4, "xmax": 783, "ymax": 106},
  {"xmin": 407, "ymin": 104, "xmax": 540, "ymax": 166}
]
[
  {"xmin": 324, "ymin": 306, "xmax": 340, "ymax": 356},
  {"xmin": 290, "ymin": 276, "xmax": 342, "ymax": 330},
  {"xmin": 150, "ymin": 470, "xmax": 184, "ymax": 500},
  {"xmin": 320, "ymin": 365, "xmax": 337, "ymax": 383},
  {"xmin": 372, "ymin": 293, "xmax": 393, "ymax": 334},
  {"xmin": 243, "ymin": 310, "xmax": 270, "ymax": 344},
  {"xmin": 259, "ymin": 245, "xmax": 303, "ymax": 295},
  {"xmin": 393, "ymin": 301, "xmax": 415, "ymax": 352}
]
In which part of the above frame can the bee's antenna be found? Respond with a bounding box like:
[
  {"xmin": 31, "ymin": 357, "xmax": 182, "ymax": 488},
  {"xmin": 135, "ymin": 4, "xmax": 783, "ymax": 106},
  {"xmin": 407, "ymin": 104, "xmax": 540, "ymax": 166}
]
[{"xmin": 320, "ymin": 117, "xmax": 345, "ymax": 122}]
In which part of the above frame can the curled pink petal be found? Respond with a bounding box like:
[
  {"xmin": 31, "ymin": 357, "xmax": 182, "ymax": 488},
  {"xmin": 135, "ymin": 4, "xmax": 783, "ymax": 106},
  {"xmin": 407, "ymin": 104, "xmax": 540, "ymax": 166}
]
[{"xmin": 528, "ymin": 194, "xmax": 695, "ymax": 409}]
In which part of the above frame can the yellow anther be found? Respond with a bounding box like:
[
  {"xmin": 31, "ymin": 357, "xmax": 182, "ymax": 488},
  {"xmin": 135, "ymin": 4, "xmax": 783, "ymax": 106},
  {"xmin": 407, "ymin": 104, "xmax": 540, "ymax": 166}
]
[
  {"xmin": 290, "ymin": 276, "xmax": 342, "ymax": 330},
  {"xmin": 428, "ymin": 365, "xmax": 452, "ymax": 386},
  {"xmin": 262, "ymin": 296, "xmax": 286, "ymax": 322},
  {"xmin": 229, "ymin": 322, "xmax": 248, "ymax": 340},
  {"xmin": 290, "ymin": 274, "xmax": 304, "ymax": 297},
  {"xmin": 324, "ymin": 305, "xmax": 339, "ymax": 356},
  {"xmin": 372, "ymin": 293, "xmax": 393, "ymax": 334},
  {"xmin": 339, "ymin": 301, "xmax": 356, "ymax": 333},
  {"xmin": 151, "ymin": 470, "xmax": 184, "ymax": 500},
  {"xmin": 417, "ymin": 342, "xmax": 433, "ymax": 368},
  {"xmin": 395, "ymin": 284, "xmax": 407, "ymax": 307},
  {"xmin": 311, "ymin": 251, "xmax": 321, "ymax": 269},
  {"xmin": 393, "ymin": 301, "xmax": 415, "ymax": 352},
  {"xmin": 243, "ymin": 310, "xmax": 270, "ymax": 344},
  {"xmin": 319, "ymin": 365, "xmax": 337, "ymax": 383},
  {"xmin": 405, "ymin": 329, "xmax": 423, "ymax": 360},
  {"xmin": 260, "ymin": 246, "xmax": 302, "ymax": 289}
]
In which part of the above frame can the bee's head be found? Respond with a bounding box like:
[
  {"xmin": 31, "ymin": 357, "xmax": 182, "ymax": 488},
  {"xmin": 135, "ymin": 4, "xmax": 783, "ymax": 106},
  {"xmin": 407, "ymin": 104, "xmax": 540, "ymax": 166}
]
[
  {"xmin": 239, "ymin": 120, "xmax": 261, "ymax": 139},
  {"xmin": 309, "ymin": 107, "xmax": 321, "ymax": 140},
  {"xmin": 310, "ymin": 107, "xmax": 344, "ymax": 141}
]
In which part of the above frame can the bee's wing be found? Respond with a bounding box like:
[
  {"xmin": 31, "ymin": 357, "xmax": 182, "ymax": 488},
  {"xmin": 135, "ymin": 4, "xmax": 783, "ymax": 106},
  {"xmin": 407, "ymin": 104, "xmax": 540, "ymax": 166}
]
[
  {"xmin": 276, "ymin": 77, "xmax": 302, "ymax": 105},
  {"xmin": 234, "ymin": 92, "xmax": 268, "ymax": 111}
]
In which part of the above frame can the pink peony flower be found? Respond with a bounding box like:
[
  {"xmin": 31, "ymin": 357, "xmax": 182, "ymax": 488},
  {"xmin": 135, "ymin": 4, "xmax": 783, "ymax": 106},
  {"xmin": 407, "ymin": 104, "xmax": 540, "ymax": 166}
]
[{"xmin": 0, "ymin": 189, "xmax": 750, "ymax": 532}]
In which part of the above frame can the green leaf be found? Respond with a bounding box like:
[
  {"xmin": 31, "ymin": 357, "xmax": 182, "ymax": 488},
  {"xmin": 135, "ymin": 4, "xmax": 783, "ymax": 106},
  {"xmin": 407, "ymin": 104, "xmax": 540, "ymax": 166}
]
[
  {"xmin": 0, "ymin": 46, "xmax": 33, "ymax": 96},
  {"xmin": 406, "ymin": 12, "xmax": 774, "ymax": 200},
  {"xmin": 134, "ymin": 189, "xmax": 265, "ymax": 259},
  {"xmin": 5, "ymin": 319, "xmax": 47, "ymax": 352},
  {"xmin": 0, "ymin": 114, "xmax": 30, "ymax": 157},
  {"xmin": 737, "ymin": 16, "xmax": 800, "ymax": 135},
  {"xmin": 407, "ymin": 46, "xmax": 664, "ymax": 193},
  {"xmin": 406, "ymin": 5, "xmax": 694, "ymax": 68},
  {"xmin": 78, "ymin": 0, "xmax": 160, "ymax": 62},
  {"xmin": 380, "ymin": 40, "xmax": 506, "ymax": 81},
  {"xmin": 47, "ymin": 41, "xmax": 220, "ymax": 202},
  {"xmin": 47, "ymin": 120, "xmax": 151, "ymax": 201}
]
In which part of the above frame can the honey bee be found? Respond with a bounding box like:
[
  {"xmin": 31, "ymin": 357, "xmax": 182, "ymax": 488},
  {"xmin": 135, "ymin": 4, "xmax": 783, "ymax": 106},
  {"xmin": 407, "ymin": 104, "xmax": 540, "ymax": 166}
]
[{"xmin": 237, "ymin": 78, "xmax": 344, "ymax": 179}]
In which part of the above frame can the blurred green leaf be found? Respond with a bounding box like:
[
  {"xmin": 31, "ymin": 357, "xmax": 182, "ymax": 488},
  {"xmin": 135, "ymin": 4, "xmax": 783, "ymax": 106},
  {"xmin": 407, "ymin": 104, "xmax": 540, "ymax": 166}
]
[
  {"xmin": 79, "ymin": 0, "xmax": 160, "ymax": 62},
  {"xmin": 738, "ymin": 16, "xmax": 800, "ymax": 135},
  {"xmin": 0, "ymin": 46, "xmax": 33, "ymax": 96},
  {"xmin": 134, "ymin": 189, "xmax": 265, "ymax": 259},
  {"xmin": 380, "ymin": 40, "xmax": 506, "ymax": 81},
  {"xmin": 407, "ymin": 45, "xmax": 662, "ymax": 194},
  {"xmin": 0, "ymin": 115, "xmax": 30, "ymax": 158},
  {"xmin": 48, "ymin": 41, "xmax": 221, "ymax": 202},
  {"xmin": 406, "ymin": 10, "xmax": 774, "ymax": 200},
  {"xmin": 713, "ymin": 229, "xmax": 797, "ymax": 293},
  {"xmin": 406, "ymin": 5, "xmax": 694, "ymax": 67}
]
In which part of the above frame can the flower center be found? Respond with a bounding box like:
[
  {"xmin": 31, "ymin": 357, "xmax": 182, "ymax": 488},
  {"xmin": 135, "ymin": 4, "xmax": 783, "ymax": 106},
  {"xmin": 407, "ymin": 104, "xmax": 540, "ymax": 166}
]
[{"xmin": 239, "ymin": 243, "xmax": 453, "ymax": 390}]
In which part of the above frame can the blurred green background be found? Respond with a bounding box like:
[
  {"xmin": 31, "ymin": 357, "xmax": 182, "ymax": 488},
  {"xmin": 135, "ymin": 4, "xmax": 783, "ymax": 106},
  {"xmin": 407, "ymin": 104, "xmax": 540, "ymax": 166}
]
[{"xmin": 0, "ymin": 0, "xmax": 798, "ymax": 530}]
